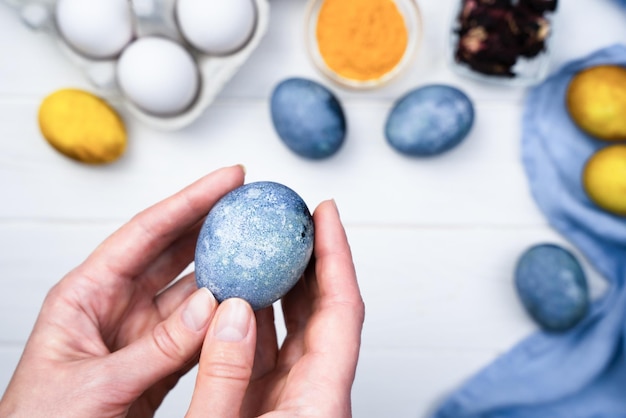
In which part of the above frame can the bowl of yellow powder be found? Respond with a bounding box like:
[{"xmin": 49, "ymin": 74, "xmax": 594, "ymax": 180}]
[{"xmin": 306, "ymin": 0, "xmax": 422, "ymax": 89}]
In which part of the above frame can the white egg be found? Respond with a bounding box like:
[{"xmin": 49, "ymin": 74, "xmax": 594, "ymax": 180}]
[
  {"xmin": 116, "ymin": 37, "xmax": 200, "ymax": 116},
  {"xmin": 55, "ymin": 0, "xmax": 134, "ymax": 59},
  {"xmin": 176, "ymin": 0, "xmax": 257, "ymax": 55}
]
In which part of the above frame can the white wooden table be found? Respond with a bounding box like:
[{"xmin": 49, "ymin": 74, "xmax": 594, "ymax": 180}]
[{"xmin": 1, "ymin": 1, "xmax": 624, "ymax": 416}]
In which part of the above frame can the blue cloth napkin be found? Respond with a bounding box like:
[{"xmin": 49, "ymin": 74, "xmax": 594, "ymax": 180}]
[{"xmin": 432, "ymin": 44, "xmax": 626, "ymax": 418}]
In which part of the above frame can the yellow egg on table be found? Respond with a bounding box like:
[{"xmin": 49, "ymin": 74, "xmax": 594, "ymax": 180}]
[
  {"xmin": 38, "ymin": 89, "xmax": 127, "ymax": 164},
  {"xmin": 566, "ymin": 65, "xmax": 626, "ymax": 141},
  {"xmin": 583, "ymin": 145, "xmax": 626, "ymax": 216}
]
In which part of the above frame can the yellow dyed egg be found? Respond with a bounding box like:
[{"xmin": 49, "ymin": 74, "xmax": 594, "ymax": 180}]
[
  {"xmin": 566, "ymin": 65, "xmax": 626, "ymax": 141},
  {"xmin": 583, "ymin": 145, "xmax": 626, "ymax": 216},
  {"xmin": 38, "ymin": 89, "xmax": 127, "ymax": 164}
]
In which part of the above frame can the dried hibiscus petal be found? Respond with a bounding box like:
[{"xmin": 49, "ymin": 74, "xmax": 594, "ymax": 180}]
[
  {"xmin": 454, "ymin": 0, "xmax": 556, "ymax": 78},
  {"xmin": 518, "ymin": 0, "xmax": 558, "ymax": 13}
]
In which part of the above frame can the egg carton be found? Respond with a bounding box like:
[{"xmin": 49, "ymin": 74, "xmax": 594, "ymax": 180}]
[{"xmin": 3, "ymin": 0, "xmax": 269, "ymax": 130}]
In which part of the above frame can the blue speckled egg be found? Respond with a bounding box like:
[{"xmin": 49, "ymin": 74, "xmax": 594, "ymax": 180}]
[
  {"xmin": 514, "ymin": 244, "xmax": 590, "ymax": 332},
  {"xmin": 195, "ymin": 181, "xmax": 314, "ymax": 310},
  {"xmin": 270, "ymin": 77, "xmax": 346, "ymax": 160},
  {"xmin": 385, "ymin": 84, "xmax": 474, "ymax": 156}
]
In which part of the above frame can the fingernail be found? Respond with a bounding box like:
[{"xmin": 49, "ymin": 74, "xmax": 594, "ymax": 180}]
[
  {"xmin": 237, "ymin": 164, "xmax": 247, "ymax": 175},
  {"xmin": 214, "ymin": 299, "xmax": 251, "ymax": 342},
  {"xmin": 182, "ymin": 288, "xmax": 216, "ymax": 332}
]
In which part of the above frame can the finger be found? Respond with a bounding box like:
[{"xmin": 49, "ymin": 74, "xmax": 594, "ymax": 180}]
[
  {"xmin": 276, "ymin": 277, "xmax": 311, "ymax": 370},
  {"xmin": 186, "ymin": 299, "xmax": 256, "ymax": 418},
  {"xmin": 305, "ymin": 200, "xmax": 365, "ymax": 384},
  {"xmin": 154, "ymin": 274, "xmax": 197, "ymax": 318},
  {"xmin": 103, "ymin": 288, "xmax": 218, "ymax": 395},
  {"xmin": 136, "ymin": 220, "xmax": 204, "ymax": 296},
  {"xmin": 311, "ymin": 200, "xmax": 362, "ymax": 305},
  {"xmin": 282, "ymin": 277, "xmax": 312, "ymax": 335},
  {"xmin": 83, "ymin": 165, "xmax": 245, "ymax": 281},
  {"xmin": 251, "ymin": 305, "xmax": 278, "ymax": 379}
]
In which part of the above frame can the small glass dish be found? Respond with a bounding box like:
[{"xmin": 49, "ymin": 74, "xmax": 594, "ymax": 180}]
[
  {"xmin": 448, "ymin": 0, "xmax": 557, "ymax": 87},
  {"xmin": 305, "ymin": 0, "xmax": 422, "ymax": 90}
]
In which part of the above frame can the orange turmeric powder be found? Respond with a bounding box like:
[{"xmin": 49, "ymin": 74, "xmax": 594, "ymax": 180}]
[{"xmin": 316, "ymin": 0, "xmax": 409, "ymax": 82}]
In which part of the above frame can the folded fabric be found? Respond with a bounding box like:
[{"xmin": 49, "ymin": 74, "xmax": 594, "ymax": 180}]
[{"xmin": 432, "ymin": 44, "xmax": 626, "ymax": 418}]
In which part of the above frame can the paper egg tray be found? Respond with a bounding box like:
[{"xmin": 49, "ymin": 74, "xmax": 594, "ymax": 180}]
[{"xmin": 5, "ymin": 0, "xmax": 270, "ymax": 130}]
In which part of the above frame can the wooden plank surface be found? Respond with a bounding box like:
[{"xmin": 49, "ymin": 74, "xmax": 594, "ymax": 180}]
[{"xmin": 0, "ymin": 0, "xmax": 624, "ymax": 416}]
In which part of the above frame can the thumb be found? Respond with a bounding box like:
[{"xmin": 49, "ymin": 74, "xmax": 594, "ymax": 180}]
[
  {"xmin": 104, "ymin": 288, "xmax": 218, "ymax": 395},
  {"xmin": 186, "ymin": 298, "xmax": 256, "ymax": 418}
]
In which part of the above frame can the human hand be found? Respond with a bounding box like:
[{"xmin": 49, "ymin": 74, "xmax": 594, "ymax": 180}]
[
  {"xmin": 185, "ymin": 199, "xmax": 365, "ymax": 418},
  {"xmin": 0, "ymin": 165, "xmax": 245, "ymax": 418}
]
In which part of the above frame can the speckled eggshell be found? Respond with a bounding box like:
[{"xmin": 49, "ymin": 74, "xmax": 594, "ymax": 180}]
[
  {"xmin": 195, "ymin": 181, "xmax": 314, "ymax": 310},
  {"xmin": 270, "ymin": 77, "xmax": 346, "ymax": 160},
  {"xmin": 514, "ymin": 244, "xmax": 590, "ymax": 332},
  {"xmin": 385, "ymin": 84, "xmax": 474, "ymax": 156}
]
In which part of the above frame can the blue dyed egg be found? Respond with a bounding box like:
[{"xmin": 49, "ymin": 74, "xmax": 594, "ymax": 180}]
[
  {"xmin": 270, "ymin": 78, "xmax": 346, "ymax": 159},
  {"xmin": 385, "ymin": 84, "xmax": 474, "ymax": 156},
  {"xmin": 514, "ymin": 244, "xmax": 589, "ymax": 332},
  {"xmin": 195, "ymin": 181, "xmax": 314, "ymax": 310}
]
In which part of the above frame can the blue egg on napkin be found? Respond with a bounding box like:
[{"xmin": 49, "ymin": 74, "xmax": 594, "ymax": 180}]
[
  {"xmin": 195, "ymin": 181, "xmax": 314, "ymax": 310},
  {"xmin": 433, "ymin": 45, "xmax": 626, "ymax": 418},
  {"xmin": 270, "ymin": 77, "xmax": 346, "ymax": 159},
  {"xmin": 515, "ymin": 243, "xmax": 590, "ymax": 332},
  {"xmin": 385, "ymin": 84, "xmax": 474, "ymax": 156}
]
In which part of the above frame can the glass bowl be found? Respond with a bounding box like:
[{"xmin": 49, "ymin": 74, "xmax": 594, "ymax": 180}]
[
  {"xmin": 448, "ymin": 0, "xmax": 557, "ymax": 87},
  {"xmin": 305, "ymin": 0, "xmax": 422, "ymax": 90}
]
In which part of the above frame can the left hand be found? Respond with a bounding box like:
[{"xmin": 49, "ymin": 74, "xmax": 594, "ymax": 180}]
[{"xmin": 0, "ymin": 165, "xmax": 245, "ymax": 418}]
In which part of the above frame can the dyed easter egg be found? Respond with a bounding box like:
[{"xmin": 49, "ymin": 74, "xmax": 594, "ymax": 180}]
[
  {"xmin": 385, "ymin": 84, "xmax": 474, "ymax": 156},
  {"xmin": 583, "ymin": 145, "xmax": 626, "ymax": 216},
  {"xmin": 270, "ymin": 78, "xmax": 346, "ymax": 159},
  {"xmin": 195, "ymin": 182, "xmax": 314, "ymax": 310},
  {"xmin": 38, "ymin": 89, "xmax": 126, "ymax": 164},
  {"xmin": 514, "ymin": 244, "xmax": 589, "ymax": 332},
  {"xmin": 566, "ymin": 65, "xmax": 626, "ymax": 141}
]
